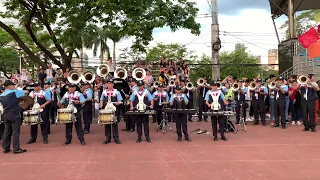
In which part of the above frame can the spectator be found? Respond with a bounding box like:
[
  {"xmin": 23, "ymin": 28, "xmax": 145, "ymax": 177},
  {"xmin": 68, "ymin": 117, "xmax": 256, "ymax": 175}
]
[
  {"xmin": 46, "ymin": 63, "xmax": 54, "ymax": 83},
  {"xmin": 181, "ymin": 61, "xmax": 188, "ymax": 71},
  {"xmin": 159, "ymin": 65, "xmax": 166, "ymax": 73},
  {"xmin": 107, "ymin": 57, "xmax": 115, "ymax": 76},
  {"xmin": 20, "ymin": 68, "xmax": 29, "ymax": 83},
  {"xmin": 38, "ymin": 68, "xmax": 46, "ymax": 82},
  {"xmin": 144, "ymin": 69, "xmax": 154, "ymax": 87},
  {"xmin": 63, "ymin": 67, "xmax": 70, "ymax": 80},
  {"xmin": 160, "ymin": 57, "xmax": 166, "ymax": 67}
]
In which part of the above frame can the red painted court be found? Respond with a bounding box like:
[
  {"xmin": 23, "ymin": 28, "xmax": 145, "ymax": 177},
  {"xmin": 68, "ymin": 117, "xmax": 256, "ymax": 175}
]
[{"xmin": 1, "ymin": 120, "xmax": 320, "ymax": 180}]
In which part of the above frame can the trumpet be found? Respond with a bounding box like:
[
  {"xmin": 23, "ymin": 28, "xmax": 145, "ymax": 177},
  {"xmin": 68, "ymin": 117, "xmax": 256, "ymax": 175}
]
[
  {"xmin": 96, "ymin": 64, "xmax": 109, "ymax": 78},
  {"xmin": 81, "ymin": 70, "xmax": 96, "ymax": 83},
  {"xmin": 197, "ymin": 78, "xmax": 205, "ymax": 86},
  {"xmin": 297, "ymin": 75, "xmax": 309, "ymax": 85},
  {"xmin": 186, "ymin": 82, "xmax": 194, "ymax": 90},
  {"xmin": 169, "ymin": 80, "xmax": 175, "ymax": 87},
  {"xmin": 114, "ymin": 68, "xmax": 127, "ymax": 79},
  {"xmin": 67, "ymin": 70, "xmax": 82, "ymax": 84},
  {"xmin": 231, "ymin": 83, "xmax": 239, "ymax": 91},
  {"xmin": 132, "ymin": 68, "xmax": 146, "ymax": 81}
]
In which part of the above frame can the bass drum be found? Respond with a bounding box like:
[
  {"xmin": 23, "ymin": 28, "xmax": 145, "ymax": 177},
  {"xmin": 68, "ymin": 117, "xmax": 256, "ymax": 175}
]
[
  {"xmin": 113, "ymin": 78, "xmax": 130, "ymax": 100},
  {"xmin": 23, "ymin": 84, "xmax": 35, "ymax": 94},
  {"xmin": 60, "ymin": 84, "xmax": 82, "ymax": 98}
]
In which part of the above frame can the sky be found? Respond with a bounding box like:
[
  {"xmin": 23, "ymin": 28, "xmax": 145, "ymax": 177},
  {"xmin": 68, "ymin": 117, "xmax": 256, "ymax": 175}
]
[
  {"xmin": 99, "ymin": 0, "xmax": 288, "ymax": 65},
  {"xmin": 0, "ymin": 0, "xmax": 289, "ymax": 65}
]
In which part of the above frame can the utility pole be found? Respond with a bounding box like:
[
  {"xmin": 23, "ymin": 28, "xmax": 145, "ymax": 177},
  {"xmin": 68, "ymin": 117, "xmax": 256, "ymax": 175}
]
[{"xmin": 211, "ymin": 0, "xmax": 221, "ymax": 80}]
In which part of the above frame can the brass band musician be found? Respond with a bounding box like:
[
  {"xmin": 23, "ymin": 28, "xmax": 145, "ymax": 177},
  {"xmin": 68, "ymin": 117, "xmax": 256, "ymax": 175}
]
[
  {"xmin": 273, "ymin": 77, "xmax": 289, "ymax": 129},
  {"xmin": 205, "ymin": 81, "xmax": 228, "ymax": 141},
  {"xmin": 123, "ymin": 78, "xmax": 138, "ymax": 132},
  {"xmin": 129, "ymin": 80, "xmax": 154, "ymax": 143},
  {"xmin": 169, "ymin": 86, "xmax": 191, "ymax": 142},
  {"xmin": 82, "ymin": 82, "xmax": 93, "ymax": 134},
  {"xmin": 100, "ymin": 79, "xmax": 122, "ymax": 144},
  {"xmin": 27, "ymin": 82, "xmax": 52, "ymax": 144},
  {"xmin": 60, "ymin": 84, "xmax": 86, "ymax": 145},
  {"xmin": 251, "ymin": 78, "xmax": 268, "ymax": 126},
  {"xmin": 232, "ymin": 80, "xmax": 248, "ymax": 125},
  {"xmin": 153, "ymin": 83, "xmax": 169, "ymax": 129}
]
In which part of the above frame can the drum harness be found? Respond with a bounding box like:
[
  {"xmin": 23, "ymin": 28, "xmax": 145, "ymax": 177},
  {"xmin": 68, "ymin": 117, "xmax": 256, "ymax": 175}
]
[{"xmin": 135, "ymin": 90, "xmax": 147, "ymax": 111}]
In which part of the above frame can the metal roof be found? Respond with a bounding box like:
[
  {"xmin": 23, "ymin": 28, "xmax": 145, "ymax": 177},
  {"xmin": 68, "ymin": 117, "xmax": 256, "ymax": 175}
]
[{"xmin": 269, "ymin": 0, "xmax": 320, "ymax": 18}]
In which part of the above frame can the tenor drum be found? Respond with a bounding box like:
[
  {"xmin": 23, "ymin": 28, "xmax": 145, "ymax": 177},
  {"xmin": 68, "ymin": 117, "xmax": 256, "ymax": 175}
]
[
  {"xmin": 57, "ymin": 108, "xmax": 73, "ymax": 124},
  {"xmin": 98, "ymin": 109, "xmax": 115, "ymax": 125},
  {"xmin": 23, "ymin": 110, "xmax": 41, "ymax": 126}
]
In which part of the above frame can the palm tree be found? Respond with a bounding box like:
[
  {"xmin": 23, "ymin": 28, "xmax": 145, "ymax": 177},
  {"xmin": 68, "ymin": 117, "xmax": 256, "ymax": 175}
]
[
  {"xmin": 82, "ymin": 25, "xmax": 110, "ymax": 64},
  {"xmin": 106, "ymin": 26, "xmax": 128, "ymax": 64}
]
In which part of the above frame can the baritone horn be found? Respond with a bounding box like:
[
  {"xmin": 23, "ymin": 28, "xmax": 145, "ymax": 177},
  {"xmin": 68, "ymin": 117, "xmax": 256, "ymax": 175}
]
[
  {"xmin": 216, "ymin": 81, "xmax": 222, "ymax": 90},
  {"xmin": 186, "ymin": 82, "xmax": 194, "ymax": 90},
  {"xmin": 81, "ymin": 70, "xmax": 96, "ymax": 83},
  {"xmin": 231, "ymin": 83, "xmax": 239, "ymax": 91},
  {"xmin": 96, "ymin": 64, "xmax": 109, "ymax": 78},
  {"xmin": 297, "ymin": 75, "xmax": 309, "ymax": 85},
  {"xmin": 197, "ymin": 78, "xmax": 205, "ymax": 86},
  {"xmin": 67, "ymin": 70, "xmax": 82, "ymax": 84},
  {"xmin": 132, "ymin": 68, "xmax": 146, "ymax": 81},
  {"xmin": 114, "ymin": 68, "xmax": 127, "ymax": 79}
]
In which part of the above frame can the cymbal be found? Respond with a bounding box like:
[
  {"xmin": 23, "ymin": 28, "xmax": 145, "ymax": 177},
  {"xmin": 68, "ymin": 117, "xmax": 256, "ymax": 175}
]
[{"xmin": 19, "ymin": 96, "xmax": 34, "ymax": 110}]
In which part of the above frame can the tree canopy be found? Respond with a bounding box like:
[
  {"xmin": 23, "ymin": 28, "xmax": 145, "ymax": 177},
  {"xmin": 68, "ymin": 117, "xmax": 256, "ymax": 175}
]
[{"xmin": 0, "ymin": 0, "xmax": 201, "ymax": 70}]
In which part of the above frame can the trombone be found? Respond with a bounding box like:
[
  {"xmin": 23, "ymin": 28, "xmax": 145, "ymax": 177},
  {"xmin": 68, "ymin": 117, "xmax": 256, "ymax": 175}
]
[
  {"xmin": 186, "ymin": 82, "xmax": 194, "ymax": 90},
  {"xmin": 216, "ymin": 81, "xmax": 222, "ymax": 90},
  {"xmin": 197, "ymin": 78, "xmax": 205, "ymax": 86},
  {"xmin": 231, "ymin": 83, "xmax": 239, "ymax": 92},
  {"xmin": 169, "ymin": 80, "xmax": 175, "ymax": 87}
]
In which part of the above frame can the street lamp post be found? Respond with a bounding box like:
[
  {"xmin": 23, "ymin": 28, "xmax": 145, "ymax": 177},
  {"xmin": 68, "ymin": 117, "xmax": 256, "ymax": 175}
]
[{"xmin": 9, "ymin": 41, "xmax": 22, "ymax": 74}]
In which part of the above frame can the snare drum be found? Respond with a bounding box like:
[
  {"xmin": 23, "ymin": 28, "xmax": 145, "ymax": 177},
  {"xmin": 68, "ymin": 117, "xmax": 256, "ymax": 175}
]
[
  {"xmin": 98, "ymin": 109, "xmax": 115, "ymax": 125},
  {"xmin": 57, "ymin": 108, "xmax": 73, "ymax": 124},
  {"xmin": 23, "ymin": 110, "xmax": 41, "ymax": 126}
]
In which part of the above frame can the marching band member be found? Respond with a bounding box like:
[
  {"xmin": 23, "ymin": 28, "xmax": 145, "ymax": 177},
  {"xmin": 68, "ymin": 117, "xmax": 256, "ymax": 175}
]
[
  {"xmin": 100, "ymin": 79, "xmax": 122, "ymax": 144},
  {"xmin": 27, "ymin": 82, "xmax": 52, "ymax": 144},
  {"xmin": 232, "ymin": 80, "xmax": 248, "ymax": 125},
  {"xmin": 166, "ymin": 80, "xmax": 176, "ymax": 122},
  {"xmin": 251, "ymin": 78, "xmax": 268, "ymax": 126},
  {"xmin": 149, "ymin": 83, "xmax": 158, "ymax": 123},
  {"xmin": 60, "ymin": 83, "xmax": 86, "ymax": 145},
  {"xmin": 184, "ymin": 81, "xmax": 195, "ymax": 122},
  {"xmin": 123, "ymin": 78, "xmax": 138, "ymax": 132},
  {"xmin": 129, "ymin": 80, "xmax": 154, "ymax": 143},
  {"xmin": 153, "ymin": 83, "xmax": 169, "ymax": 129},
  {"xmin": 0, "ymin": 87, "xmax": 4, "ymax": 144},
  {"xmin": 197, "ymin": 78, "xmax": 209, "ymax": 122},
  {"xmin": 205, "ymin": 81, "xmax": 228, "ymax": 141},
  {"xmin": 0, "ymin": 80, "xmax": 28, "ymax": 154},
  {"xmin": 169, "ymin": 86, "xmax": 191, "ymax": 142},
  {"xmin": 274, "ymin": 77, "xmax": 288, "ymax": 129},
  {"xmin": 50, "ymin": 82, "xmax": 59, "ymax": 125},
  {"xmin": 43, "ymin": 82, "xmax": 52, "ymax": 134},
  {"xmin": 300, "ymin": 74, "xmax": 319, "ymax": 132},
  {"xmin": 82, "ymin": 82, "xmax": 93, "ymax": 134}
]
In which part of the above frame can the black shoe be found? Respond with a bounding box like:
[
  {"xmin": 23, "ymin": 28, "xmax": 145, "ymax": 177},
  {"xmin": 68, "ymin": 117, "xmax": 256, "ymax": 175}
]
[
  {"xmin": 204, "ymin": 119, "xmax": 208, "ymax": 122},
  {"xmin": 64, "ymin": 139, "xmax": 71, "ymax": 145},
  {"xmin": 177, "ymin": 138, "xmax": 182, "ymax": 142},
  {"xmin": 188, "ymin": 118, "xmax": 193, "ymax": 122},
  {"xmin": 14, "ymin": 149, "xmax": 27, "ymax": 154},
  {"xmin": 146, "ymin": 138, "xmax": 152, "ymax": 143},
  {"xmin": 221, "ymin": 136, "xmax": 228, "ymax": 141},
  {"xmin": 80, "ymin": 140, "xmax": 86, "ymax": 145},
  {"xmin": 282, "ymin": 125, "xmax": 286, "ymax": 129},
  {"xmin": 185, "ymin": 137, "xmax": 191, "ymax": 142},
  {"xmin": 262, "ymin": 123, "xmax": 266, "ymax": 126},
  {"xmin": 43, "ymin": 140, "xmax": 48, "ymax": 144},
  {"xmin": 213, "ymin": 137, "xmax": 218, "ymax": 141},
  {"xmin": 130, "ymin": 129, "xmax": 135, "ymax": 132},
  {"xmin": 136, "ymin": 138, "xmax": 142, "ymax": 143},
  {"xmin": 104, "ymin": 139, "xmax": 111, "ymax": 144},
  {"xmin": 303, "ymin": 128, "xmax": 310, "ymax": 131},
  {"xmin": 311, "ymin": 128, "xmax": 316, "ymax": 132},
  {"xmin": 3, "ymin": 149, "xmax": 11, "ymax": 154},
  {"xmin": 84, "ymin": 131, "xmax": 89, "ymax": 134},
  {"xmin": 273, "ymin": 124, "xmax": 279, "ymax": 127},
  {"xmin": 26, "ymin": 139, "xmax": 36, "ymax": 144},
  {"xmin": 115, "ymin": 140, "xmax": 121, "ymax": 144},
  {"xmin": 197, "ymin": 119, "xmax": 202, "ymax": 122},
  {"xmin": 122, "ymin": 128, "xmax": 129, "ymax": 131},
  {"xmin": 252, "ymin": 122, "xmax": 258, "ymax": 125}
]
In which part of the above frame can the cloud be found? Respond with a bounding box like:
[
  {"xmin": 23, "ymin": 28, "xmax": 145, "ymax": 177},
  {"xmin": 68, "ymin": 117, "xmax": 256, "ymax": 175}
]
[{"xmin": 218, "ymin": 0, "xmax": 271, "ymax": 15}]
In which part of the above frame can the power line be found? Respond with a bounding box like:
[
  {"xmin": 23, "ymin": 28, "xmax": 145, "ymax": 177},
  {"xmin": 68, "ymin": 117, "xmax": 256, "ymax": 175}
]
[{"xmin": 183, "ymin": 31, "xmax": 211, "ymax": 45}]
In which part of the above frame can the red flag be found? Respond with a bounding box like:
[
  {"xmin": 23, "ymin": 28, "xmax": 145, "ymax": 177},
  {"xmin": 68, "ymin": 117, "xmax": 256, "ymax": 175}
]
[
  {"xmin": 308, "ymin": 40, "xmax": 320, "ymax": 59},
  {"xmin": 298, "ymin": 27, "xmax": 319, "ymax": 48},
  {"xmin": 318, "ymin": 24, "xmax": 320, "ymax": 33}
]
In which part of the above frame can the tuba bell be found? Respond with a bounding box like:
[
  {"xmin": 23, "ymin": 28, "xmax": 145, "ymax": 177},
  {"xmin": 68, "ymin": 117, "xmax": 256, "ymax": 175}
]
[
  {"xmin": 197, "ymin": 78, "xmax": 205, "ymax": 86},
  {"xmin": 249, "ymin": 82, "xmax": 257, "ymax": 91},
  {"xmin": 114, "ymin": 68, "xmax": 127, "ymax": 79},
  {"xmin": 81, "ymin": 70, "xmax": 96, "ymax": 83},
  {"xmin": 231, "ymin": 83, "xmax": 239, "ymax": 91},
  {"xmin": 297, "ymin": 75, "xmax": 309, "ymax": 85},
  {"xmin": 132, "ymin": 68, "xmax": 146, "ymax": 81},
  {"xmin": 186, "ymin": 82, "xmax": 194, "ymax": 90},
  {"xmin": 169, "ymin": 80, "xmax": 175, "ymax": 87},
  {"xmin": 96, "ymin": 64, "xmax": 109, "ymax": 78},
  {"xmin": 67, "ymin": 70, "xmax": 82, "ymax": 84}
]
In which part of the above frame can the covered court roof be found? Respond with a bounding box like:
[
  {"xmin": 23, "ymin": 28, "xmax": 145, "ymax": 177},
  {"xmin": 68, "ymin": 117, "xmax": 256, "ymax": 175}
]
[{"xmin": 269, "ymin": 0, "xmax": 320, "ymax": 18}]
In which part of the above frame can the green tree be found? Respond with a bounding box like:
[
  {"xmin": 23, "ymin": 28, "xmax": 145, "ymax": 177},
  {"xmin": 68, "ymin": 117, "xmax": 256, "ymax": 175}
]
[
  {"xmin": 106, "ymin": 26, "xmax": 128, "ymax": 63},
  {"xmin": 280, "ymin": 9, "xmax": 320, "ymax": 38},
  {"xmin": 0, "ymin": 0, "xmax": 200, "ymax": 69},
  {"xmin": 146, "ymin": 43, "xmax": 196, "ymax": 62},
  {"xmin": 220, "ymin": 48, "xmax": 261, "ymax": 79},
  {"xmin": 189, "ymin": 54, "xmax": 212, "ymax": 84}
]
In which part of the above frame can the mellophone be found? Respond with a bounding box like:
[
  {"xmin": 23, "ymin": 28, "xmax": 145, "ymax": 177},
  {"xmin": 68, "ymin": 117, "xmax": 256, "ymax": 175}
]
[{"xmin": 202, "ymin": 111, "xmax": 235, "ymax": 116}]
